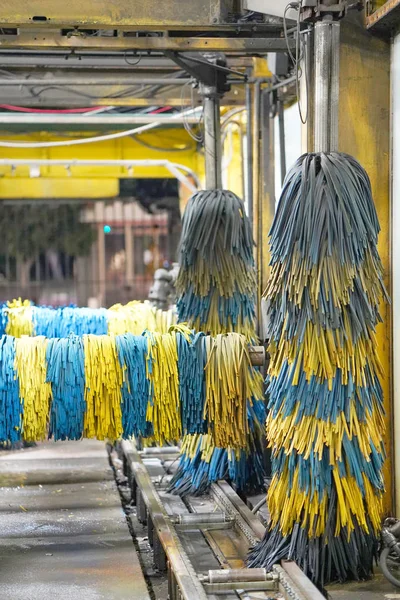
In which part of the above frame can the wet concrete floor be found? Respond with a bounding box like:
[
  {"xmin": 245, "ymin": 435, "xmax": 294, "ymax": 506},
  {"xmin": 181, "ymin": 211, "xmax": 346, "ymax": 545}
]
[{"xmin": 0, "ymin": 440, "xmax": 151, "ymax": 600}]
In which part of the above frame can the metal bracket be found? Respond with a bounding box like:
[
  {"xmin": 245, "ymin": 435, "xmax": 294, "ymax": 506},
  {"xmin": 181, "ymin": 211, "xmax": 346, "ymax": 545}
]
[
  {"xmin": 164, "ymin": 51, "xmax": 231, "ymax": 94},
  {"xmin": 301, "ymin": 0, "xmax": 348, "ymax": 21}
]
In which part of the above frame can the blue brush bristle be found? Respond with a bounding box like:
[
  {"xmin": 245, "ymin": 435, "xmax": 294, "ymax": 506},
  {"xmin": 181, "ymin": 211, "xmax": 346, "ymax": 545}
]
[
  {"xmin": 46, "ymin": 335, "xmax": 86, "ymax": 441},
  {"xmin": 0, "ymin": 335, "xmax": 21, "ymax": 443}
]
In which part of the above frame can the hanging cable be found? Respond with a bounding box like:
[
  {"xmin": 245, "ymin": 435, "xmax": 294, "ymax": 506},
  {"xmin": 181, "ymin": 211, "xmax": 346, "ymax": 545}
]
[
  {"xmin": 283, "ymin": 1, "xmax": 309, "ymax": 125},
  {"xmin": 0, "ymin": 106, "xmax": 202, "ymax": 148}
]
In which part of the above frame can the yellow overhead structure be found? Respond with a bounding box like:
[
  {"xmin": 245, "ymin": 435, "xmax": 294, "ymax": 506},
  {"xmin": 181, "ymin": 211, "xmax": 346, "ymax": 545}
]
[{"xmin": 0, "ymin": 128, "xmax": 204, "ymax": 199}]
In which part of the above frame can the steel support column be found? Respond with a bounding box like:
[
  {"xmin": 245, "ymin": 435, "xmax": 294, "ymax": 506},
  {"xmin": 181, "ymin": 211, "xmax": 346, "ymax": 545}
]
[
  {"xmin": 201, "ymin": 85, "xmax": 222, "ymax": 190},
  {"xmin": 314, "ymin": 17, "xmax": 340, "ymax": 153},
  {"xmin": 246, "ymin": 78, "xmax": 254, "ymax": 229},
  {"xmin": 278, "ymin": 100, "xmax": 286, "ymax": 185}
]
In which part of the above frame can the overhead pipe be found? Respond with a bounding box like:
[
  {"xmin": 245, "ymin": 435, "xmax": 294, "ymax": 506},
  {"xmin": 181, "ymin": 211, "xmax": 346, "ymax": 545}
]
[{"xmin": 0, "ymin": 113, "xmax": 203, "ymax": 125}]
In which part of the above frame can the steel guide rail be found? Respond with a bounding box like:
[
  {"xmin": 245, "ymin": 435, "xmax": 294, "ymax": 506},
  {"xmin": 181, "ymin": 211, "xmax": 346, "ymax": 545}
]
[{"xmin": 119, "ymin": 440, "xmax": 325, "ymax": 600}]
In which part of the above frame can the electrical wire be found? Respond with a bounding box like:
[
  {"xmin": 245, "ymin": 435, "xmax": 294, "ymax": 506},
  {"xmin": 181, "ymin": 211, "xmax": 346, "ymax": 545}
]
[
  {"xmin": 283, "ymin": 1, "xmax": 309, "ymax": 125},
  {"xmin": 123, "ymin": 51, "xmax": 142, "ymax": 67},
  {"xmin": 0, "ymin": 106, "xmax": 202, "ymax": 148},
  {"xmin": 181, "ymin": 81, "xmax": 203, "ymax": 143},
  {"xmin": 131, "ymin": 135, "xmax": 195, "ymax": 153}
]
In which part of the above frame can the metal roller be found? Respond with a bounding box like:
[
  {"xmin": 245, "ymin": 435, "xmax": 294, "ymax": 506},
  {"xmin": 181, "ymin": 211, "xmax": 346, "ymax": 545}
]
[
  {"xmin": 176, "ymin": 512, "xmax": 228, "ymax": 525},
  {"xmin": 249, "ymin": 345, "xmax": 265, "ymax": 367},
  {"xmin": 206, "ymin": 568, "xmax": 270, "ymax": 584},
  {"xmin": 140, "ymin": 447, "xmax": 180, "ymax": 456}
]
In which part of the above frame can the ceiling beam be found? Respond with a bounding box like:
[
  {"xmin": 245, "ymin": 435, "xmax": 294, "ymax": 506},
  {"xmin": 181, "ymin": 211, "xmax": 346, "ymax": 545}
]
[
  {"xmin": 0, "ymin": 0, "xmax": 282, "ymax": 29},
  {"xmin": 366, "ymin": 0, "xmax": 400, "ymax": 33},
  {"xmin": 0, "ymin": 33, "xmax": 291, "ymax": 53}
]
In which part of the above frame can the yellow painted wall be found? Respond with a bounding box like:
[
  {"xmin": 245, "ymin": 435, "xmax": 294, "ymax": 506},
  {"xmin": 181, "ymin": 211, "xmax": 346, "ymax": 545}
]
[
  {"xmin": 0, "ymin": 128, "xmax": 203, "ymax": 198},
  {"xmin": 339, "ymin": 20, "xmax": 393, "ymax": 513}
]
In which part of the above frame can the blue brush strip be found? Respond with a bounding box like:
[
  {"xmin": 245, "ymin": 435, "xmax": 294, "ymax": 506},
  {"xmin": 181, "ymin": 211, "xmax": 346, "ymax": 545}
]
[
  {"xmin": 177, "ymin": 287, "xmax": 256, "ymax": 330},
  {"xmin": 33, "ymin": 306, "xmax": 109, "ymax": 337},
  {"xmin": 176, "ymin": 331, "xmax": 207, "ymax": 435},
  {"xmin": 272, "ymin": 440, "xmax": 385, "ymax": 501},
  {"xmin": 267, "ymin": 362, "xmax": 383, "ymax": 424},
  {"xmin": 46, "ymin": 335, "xmax": 85, "ymax": 441},
  {"xmin": 115, "ymin": 333, "xmax": 152, "ymax": 438},
  {"xmin": 0, "ymin": 335, "xmax": 21, "ymax": 443},
  {"xmin": 0, "ymin": 305, "xmax": 7, "ymax": 337}
]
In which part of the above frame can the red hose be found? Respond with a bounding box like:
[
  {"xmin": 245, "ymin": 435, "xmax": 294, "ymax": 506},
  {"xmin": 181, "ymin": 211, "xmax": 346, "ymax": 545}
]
[{"xmin": 0, "ymin": 104, "xmax": 104, "ymax": 114}]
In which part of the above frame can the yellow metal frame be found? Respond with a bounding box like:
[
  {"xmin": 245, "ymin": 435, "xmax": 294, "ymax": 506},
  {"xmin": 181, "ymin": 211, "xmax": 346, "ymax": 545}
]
[
  {"xmin": 0, "ymin": 0, "xmax": 227, "ymax": 28},
  {"xmin": 0, "ymin": 129, "xmax": 203, "ymax": 199},
  {"xmin": 0, "ymin": 32, "xmax": 289, "ymax": 53},
  {"xmin": 366, "ymin": 0, "xmax": 400, "ymax": 29}
]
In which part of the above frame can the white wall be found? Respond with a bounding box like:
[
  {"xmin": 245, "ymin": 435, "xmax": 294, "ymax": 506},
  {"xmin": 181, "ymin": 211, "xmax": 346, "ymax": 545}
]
[{"xmin": 274, "ymin": 102, "xmax": 302, "ymax": 201}]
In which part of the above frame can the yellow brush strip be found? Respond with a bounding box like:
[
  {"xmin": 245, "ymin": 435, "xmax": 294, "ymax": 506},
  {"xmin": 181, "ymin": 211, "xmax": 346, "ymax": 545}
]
[
  {"xmin": 268, "ymin": 322, "xmax": 383, "ymax": 388},
  {"xmin": 188, "ymin": 304, "xmax": 256, "ymax": 342},
  {"xmin": 268, "ymin": 464, "xmax": 383, "ymax": 539},
  {"xmin": 179, "ymin": 253, "xmax": 256, "ymax": 298},
  {"xmin": 265, "ymin": 246, "xmax": 385, "ymax": 311},
  {"xmin": 6, "ymin": 299, "xmax": 34, "ymax": 338},
  {"xmin": 83, "ymin": 334, "xmax": 123, "ymax": 441},
  {"xmin": 204, "ymin": 333, "xmax": 263, "ymax": 450},
  {"xmin": 267, "ymin": 400, "xmax": 385, "ymax": 463},
  {"xmin": 107, "ymin": 301, "xmax": 176, "ymax": 336},
  {"xmin": 181, "ymin": 433, "xmax": 202, "ymax": 458},
  {"xmin": 145, "ymin": 331, "xmax": 181, "ymax": 445},
  {"xmin": 181, "ymin": 433, "xmax": 242, "ymax": 464},
  {"xmin": 267, "ymin": 465, "xmax": 328, "ymax": 538},
  {"xmin": 15, "ymin": 336, "xmax": 51, "ymax": 442}
]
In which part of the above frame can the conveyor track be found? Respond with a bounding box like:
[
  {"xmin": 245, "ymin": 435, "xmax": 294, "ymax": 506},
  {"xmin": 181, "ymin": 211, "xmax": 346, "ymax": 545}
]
[{"xmin": 117, "ymin": 440, "xmax": 325, "ymax": 600}]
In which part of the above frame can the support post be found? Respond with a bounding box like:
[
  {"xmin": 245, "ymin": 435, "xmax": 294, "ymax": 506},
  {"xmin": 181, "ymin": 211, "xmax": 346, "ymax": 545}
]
[
  {"xmin": 97, "ymin": 223, "xmax": 106, "ymax": 307},
  {"xmin": 314, "ymin": 17, "xmax": 340, "ymax": 153},
  {"xmin": 252, "ymin": 79, "xmax": 261, "ymax": 277},
  {"xmin": 201, "ymin": 85, "xmax": 222, "ymax": 190},
  {"xmin": 246, "ymin": 77, "xmax": 254, "ymax": 229},
  {"xmin": 278, "ymin": 100, "xmax": 286, "ymax": 185}
]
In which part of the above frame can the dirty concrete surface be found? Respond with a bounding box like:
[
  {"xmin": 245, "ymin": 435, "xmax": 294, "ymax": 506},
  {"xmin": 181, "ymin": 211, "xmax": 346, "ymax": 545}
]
[{"xmin": 0, "ymin": 440, "xmax": 151, "ymax": 600}]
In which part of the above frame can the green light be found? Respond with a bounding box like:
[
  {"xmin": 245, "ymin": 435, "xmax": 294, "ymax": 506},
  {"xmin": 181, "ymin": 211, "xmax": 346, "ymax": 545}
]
[{"xmin": 104, "ymin": 225, "xmax": 112, "ymax": 234}]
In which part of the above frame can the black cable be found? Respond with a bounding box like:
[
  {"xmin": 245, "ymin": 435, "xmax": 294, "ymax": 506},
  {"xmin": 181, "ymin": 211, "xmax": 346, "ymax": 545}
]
[
  {"xmin": 131, "ymin": 135, "xmax": 195, "ymax": 153},
  {"xmin": 123, "ymin": 51, "xmax": 142, "ymax": 67}
]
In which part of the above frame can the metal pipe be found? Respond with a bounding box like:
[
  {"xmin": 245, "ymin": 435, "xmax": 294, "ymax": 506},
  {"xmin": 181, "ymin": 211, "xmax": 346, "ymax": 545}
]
[
  {"xmin": 0, "ymin": 113, "xmax": 202, "ymax": 125},
  {"xmin": 314, "ymin": 17, "xmax": 340, "ymax": 153},
  {"xmin": 201, "ymin": 85, "xmax": 222, "ymax": 190},
  {"xmin": 0, "ymin": 77, "xmax": 248, "ymax": 86},
  {"xmin": 248, "ymin": 345, "xmax": 265, "ymax": 367},
  {"xmin": 176, "ymin": 513, "xmax": 228, "ymax": 525},
  {"xmin": 278, "ymin": 100, "xmax": 286, "ymax": 185},
  {"xmin": 246, "ymin": 78, "xmax": 254, "ymax": 229},
  {"xmin": 0, "ymin": 77, "xmax": 194, "ymax": 86},
  {"xmin": 300, "ymin": 28, "xmax": 313, "ymax": 153},
  {"xmin": 252, "ymin": 79, "xmax": 261, "ymax": 265},
  {"xmin": 314, "ymin": 20, "xmax": 330, "ymax": 152},
  {"xmin": 329, "ymin": 21, "xmax": 340, "ymax": 152},
  {"xmin": 140, "ymin": 446, "xmax": 180, "ymax": 456},
  {"xmin": 206, "ymin": 569, "xmax": 270, "ymax": 583}
]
